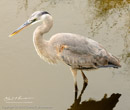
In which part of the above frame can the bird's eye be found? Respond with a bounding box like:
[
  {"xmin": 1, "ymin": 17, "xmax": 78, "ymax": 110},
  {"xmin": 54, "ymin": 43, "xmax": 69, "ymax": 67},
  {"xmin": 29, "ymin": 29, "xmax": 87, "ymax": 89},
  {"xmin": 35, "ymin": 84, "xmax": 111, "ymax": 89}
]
[{"xmin": 32, "ymin": 18, "xmax": 37, "ymax": 22}]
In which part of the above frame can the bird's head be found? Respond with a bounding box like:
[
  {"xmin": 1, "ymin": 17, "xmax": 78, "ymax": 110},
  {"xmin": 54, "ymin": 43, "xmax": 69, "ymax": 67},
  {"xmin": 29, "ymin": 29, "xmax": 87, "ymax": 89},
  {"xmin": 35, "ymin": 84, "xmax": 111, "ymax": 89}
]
[{"xmin": 9, "ymin": 11, "xmax": 51, "ymax": 37}]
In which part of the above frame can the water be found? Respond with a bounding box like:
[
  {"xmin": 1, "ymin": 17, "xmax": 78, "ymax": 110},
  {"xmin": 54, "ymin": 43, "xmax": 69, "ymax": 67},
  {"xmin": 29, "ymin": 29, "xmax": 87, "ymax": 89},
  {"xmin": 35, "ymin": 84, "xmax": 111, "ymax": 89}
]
[{"xmin": 0, "ymin": 0, "xmax": 130, "ymax": 110}]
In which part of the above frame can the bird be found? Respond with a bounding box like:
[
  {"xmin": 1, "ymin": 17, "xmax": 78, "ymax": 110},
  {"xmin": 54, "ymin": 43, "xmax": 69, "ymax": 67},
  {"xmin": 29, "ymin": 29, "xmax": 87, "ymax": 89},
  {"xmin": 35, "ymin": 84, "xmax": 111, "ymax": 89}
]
[{"xmin": 9, "ymin": 11, "xmax": 121, "ymax": 93}]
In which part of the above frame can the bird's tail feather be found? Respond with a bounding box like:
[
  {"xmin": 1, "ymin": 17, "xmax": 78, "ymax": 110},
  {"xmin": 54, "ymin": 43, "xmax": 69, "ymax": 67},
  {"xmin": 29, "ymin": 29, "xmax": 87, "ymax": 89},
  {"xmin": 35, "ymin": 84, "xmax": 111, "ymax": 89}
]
[
  {"xmin": 108, "ymin": 54, "xmax": 121, "ymax": 68},
  {"xmin": 98, "ymin": 65, "xmax": 119, "ymax": 68}
]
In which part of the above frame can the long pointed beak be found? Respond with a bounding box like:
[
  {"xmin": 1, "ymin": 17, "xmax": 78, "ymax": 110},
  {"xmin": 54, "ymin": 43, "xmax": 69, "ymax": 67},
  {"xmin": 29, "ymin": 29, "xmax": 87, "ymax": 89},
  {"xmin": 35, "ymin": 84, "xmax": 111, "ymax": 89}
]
[{"xmin": 9, "ymin": 20, "xmax": 31, "ymax": 37}]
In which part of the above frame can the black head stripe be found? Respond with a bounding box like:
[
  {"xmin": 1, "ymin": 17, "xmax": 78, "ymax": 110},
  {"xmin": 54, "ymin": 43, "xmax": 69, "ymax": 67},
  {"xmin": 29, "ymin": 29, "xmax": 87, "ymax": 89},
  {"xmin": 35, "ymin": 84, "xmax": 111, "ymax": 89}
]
[
  {"xmin": 30, "ymin": 11, "xmax": 50, "ymax": 19},
  {"xmin": 41, "ymin": 11, "xmax": 50, "ymax": 15}
]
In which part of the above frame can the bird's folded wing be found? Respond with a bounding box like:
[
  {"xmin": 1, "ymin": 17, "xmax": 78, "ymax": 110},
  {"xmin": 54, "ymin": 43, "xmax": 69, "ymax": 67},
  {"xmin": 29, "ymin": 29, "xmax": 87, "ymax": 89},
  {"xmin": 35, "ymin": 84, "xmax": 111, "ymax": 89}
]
[
  {"xmin": 50, "ymin": 33, "xmax": 120, "ymax": 69},
  {"xmin": 56, "ymin": 43, "xmax": 111, "ymax": 69}
]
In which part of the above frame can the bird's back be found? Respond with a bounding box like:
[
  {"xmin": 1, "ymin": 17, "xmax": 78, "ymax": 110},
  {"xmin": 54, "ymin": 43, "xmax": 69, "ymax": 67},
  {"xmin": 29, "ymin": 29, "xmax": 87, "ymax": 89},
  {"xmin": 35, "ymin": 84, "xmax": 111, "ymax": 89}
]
[{"xmin": 49, "ymin": 33, "xmax": 121, "ymax": 69}]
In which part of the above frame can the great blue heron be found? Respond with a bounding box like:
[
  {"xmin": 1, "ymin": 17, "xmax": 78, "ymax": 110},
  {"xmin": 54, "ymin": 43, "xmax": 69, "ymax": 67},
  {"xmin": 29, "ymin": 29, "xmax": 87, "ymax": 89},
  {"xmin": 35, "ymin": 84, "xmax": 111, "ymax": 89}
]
[{"xmin": 9, "ymin": 11, "xmax": 121, "ymax": 93}]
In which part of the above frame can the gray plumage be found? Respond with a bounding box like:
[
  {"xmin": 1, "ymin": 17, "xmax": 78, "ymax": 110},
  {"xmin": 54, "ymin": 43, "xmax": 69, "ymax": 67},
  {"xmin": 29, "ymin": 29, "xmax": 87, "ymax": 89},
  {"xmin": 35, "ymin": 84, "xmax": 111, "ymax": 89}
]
[
  {"xmin": 10, "ymin": 11, "xmax": 121, "ymax": 93},
  {"xmin": 49, "ymin": 33, "xmax": 120, "ymax": 69}
]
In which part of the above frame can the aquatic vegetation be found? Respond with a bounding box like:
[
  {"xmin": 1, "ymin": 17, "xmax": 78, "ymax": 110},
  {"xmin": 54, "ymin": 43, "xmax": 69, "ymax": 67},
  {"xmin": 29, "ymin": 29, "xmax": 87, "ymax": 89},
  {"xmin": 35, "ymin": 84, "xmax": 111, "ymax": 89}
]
[{"xmin": 94, "ymin": 0, "xmax": 129, "ymax": 15}]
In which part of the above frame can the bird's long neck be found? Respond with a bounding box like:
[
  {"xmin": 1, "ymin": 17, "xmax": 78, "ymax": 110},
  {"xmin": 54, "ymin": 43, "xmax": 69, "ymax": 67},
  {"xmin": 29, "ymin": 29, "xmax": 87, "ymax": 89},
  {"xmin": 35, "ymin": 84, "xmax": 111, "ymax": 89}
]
[{"xmin": 33, "ymin": 16, "xmax": 53, "ymax": 61}]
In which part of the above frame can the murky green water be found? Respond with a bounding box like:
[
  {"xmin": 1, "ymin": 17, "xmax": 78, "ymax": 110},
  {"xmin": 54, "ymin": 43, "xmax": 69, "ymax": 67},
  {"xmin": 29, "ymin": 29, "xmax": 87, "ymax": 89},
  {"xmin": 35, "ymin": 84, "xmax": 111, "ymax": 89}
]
[{"xmin": 0, "ymin": 0, "xmax": 130, "ymax": 110}]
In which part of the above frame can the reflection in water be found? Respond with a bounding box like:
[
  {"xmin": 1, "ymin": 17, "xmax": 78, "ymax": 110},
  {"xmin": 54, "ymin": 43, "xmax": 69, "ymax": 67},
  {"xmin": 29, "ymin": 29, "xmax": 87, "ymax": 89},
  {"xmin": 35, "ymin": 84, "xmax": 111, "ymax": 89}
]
[
  {"xmin": 68, "ymin": 93, "xmax": 121, "ymax": 110},
  {"xmin": 69, "ymin": 82, "xmax": 121, "ymax": 110},
  {"xmin": 69, "ymin": 83, "xmax": 121, "ymax": 110}
]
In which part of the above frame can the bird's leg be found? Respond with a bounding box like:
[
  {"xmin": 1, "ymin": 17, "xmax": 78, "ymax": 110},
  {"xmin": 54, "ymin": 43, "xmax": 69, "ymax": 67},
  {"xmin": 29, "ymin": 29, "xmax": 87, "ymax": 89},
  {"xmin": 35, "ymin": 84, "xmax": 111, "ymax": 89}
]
[
  {"xmin": 80, "ymin": 70, "xmax": 88, "ymax": 94},
  {"xmin": 77, "ymin": 80, "xmax": 87, "ymax": 103},
  {"xmin": 80, "ymin": 80, "xmax": 87, "ymax": 96},
  {"xmin": 81, "ymin": 70, "xmax": 88, "ymax": 85},
  {"xmin": 70, "ymin": 68, "xmax": 78, "ymax": 100}
]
